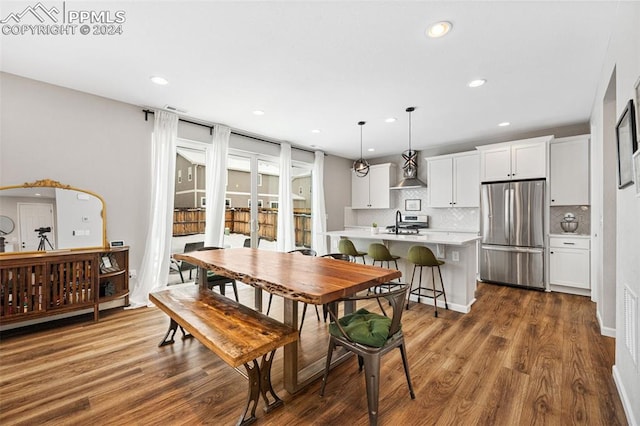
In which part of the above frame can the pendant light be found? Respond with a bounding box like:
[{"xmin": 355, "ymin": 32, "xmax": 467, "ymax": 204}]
[
  {"xmin": 353, "ymin": 121, "xmax": 370, "ymax": 177},
  {"xmin": 392, "ymin": 106, "xmax": 426, "ymax": 189}
]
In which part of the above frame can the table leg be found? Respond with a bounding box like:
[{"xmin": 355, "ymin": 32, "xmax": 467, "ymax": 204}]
[{"xmin": 283, "ymin": 298, "xmax": 298, "ymax": 393}]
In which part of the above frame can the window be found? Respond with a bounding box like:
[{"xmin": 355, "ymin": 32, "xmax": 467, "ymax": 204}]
[
  {"xmin": 200, "ymin": 197, "xmax": 206, "ymax": 207},
  {"xmin": 188, "ymin": 166, "xmax": 193, "ymax": 182},
  {"xmin": 269, "ymin": 201, "xmax": 279, "ymax": 209},
  {"xmin": 178, "ymin": 170, "xmax": 182, "ymax": 184},
  {"xmin": 225, "ymin": 198, "xmax": 231, "ymax": 207}
]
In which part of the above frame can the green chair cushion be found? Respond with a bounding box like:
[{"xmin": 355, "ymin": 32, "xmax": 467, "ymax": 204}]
[{"xmin": 329, "ymin": 308, "xmax": 391, "ymax": 348}]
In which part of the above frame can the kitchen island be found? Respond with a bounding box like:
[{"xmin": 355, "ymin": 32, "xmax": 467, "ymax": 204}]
[{"xmin": 325, "ymin": 228, "xmax": 480, "ymax": 313}]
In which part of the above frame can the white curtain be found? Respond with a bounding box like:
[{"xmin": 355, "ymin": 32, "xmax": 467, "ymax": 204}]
[
  {"xmin": 204, "ymin": 125, "xmax": 230, "ymax": 247},
  {"xmin": 276, "ymin": 143, "xmax": 295, "ymax": 252},
  {"xmin": 129, "ymin": 110, "xmax": 178, "ymax": 308},
  {"xmin": 311, "ymin": 151, "xmax": 328, "ymax": 255}
]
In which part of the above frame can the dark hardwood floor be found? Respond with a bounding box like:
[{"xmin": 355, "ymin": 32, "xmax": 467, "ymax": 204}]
[{"xmin": 0, "ymin": 282, "xmax": 627, "ymax": 425}]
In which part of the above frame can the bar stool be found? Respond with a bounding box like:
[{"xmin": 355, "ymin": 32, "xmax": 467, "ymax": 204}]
[
  {"xmin": 338, "ymin": 238, "xmax": 367, "ymax": 264},
  {"xmin": 368, "ymin": 243, "xmax": 402, "ymax": 293},
  {"xmin": 405, "ymin": 245, "xmax": 448, "ymax": 317}
]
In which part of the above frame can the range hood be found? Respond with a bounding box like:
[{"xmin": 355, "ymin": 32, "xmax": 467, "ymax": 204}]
[{"xmin": 390, "ymin": 106, "xmax": 426, "ymax": 190}]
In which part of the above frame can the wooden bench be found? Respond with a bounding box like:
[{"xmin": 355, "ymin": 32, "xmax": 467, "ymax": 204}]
[{"xmin": 149, "ymin": 285, "xmax": 298, "ymax": 426}]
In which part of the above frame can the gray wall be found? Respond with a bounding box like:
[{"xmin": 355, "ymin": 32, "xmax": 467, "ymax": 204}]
[
  {"xmin": 588, "ymin": 2, "xmax": 640, "ymax": 422},
  {"xmin": 0, "ymin": 72, "xmax": 153, "ymax": 282}
]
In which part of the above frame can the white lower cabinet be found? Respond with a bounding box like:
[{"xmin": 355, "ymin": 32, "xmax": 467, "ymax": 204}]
[{"xmin": 549, "ymin": 236, "xmax": 590, "ymax": 289}]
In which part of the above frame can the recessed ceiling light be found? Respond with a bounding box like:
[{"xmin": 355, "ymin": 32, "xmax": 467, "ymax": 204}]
[
  {"xmin": 34, "ymin": 193, "xmax": 41, "ymax": 196},
  {"xmin": 150, "ymin": 76, "xmax": 169, "ymax": 85},
  {"xmin": 311, "ymin": 129, "xmax": 321, "ymax": 133},
  {"xmin": 385, "ymin": 117, "xmax": 397, "ymax": 123},
  {"xmin": 253, "ymin": 110, "xmax": 265, "ymax": 116},
  {"xmin": 498, "ymin": 122, "xmax": 511, "ymax": 127},
  {"xmin": 427, "ymin": 21, "xmax": 452, "ymax": 38},
  {"xmin": 367, "ymin": 148, "xmax": 376, "ymax": 152},
  {"xmin": 468, "ymin": 79, "xmax": 486, "ymax": 88}
]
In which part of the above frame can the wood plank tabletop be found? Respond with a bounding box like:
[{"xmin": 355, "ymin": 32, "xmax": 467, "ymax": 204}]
[
  {"xmin": 174, "ymin": 248, "xmax": 402, "ymax": 305},
  {"xmin": 150, "ymin": 285, "xmax": 298, "ymax": 367}
]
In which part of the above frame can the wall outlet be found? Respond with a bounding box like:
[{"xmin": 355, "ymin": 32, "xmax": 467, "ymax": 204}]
[
  {"xmin": 129, "ymin": 269, "xmax": 137, "ymax": 279},
  {"xmin": 451, "ymin": 251, "xmax": 460, "ymax": 262}
]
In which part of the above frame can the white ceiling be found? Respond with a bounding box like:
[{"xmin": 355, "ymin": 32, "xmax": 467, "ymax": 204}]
[{"xmin": 0, "ymin": 1, "xmax": 621, "ymax": 159}]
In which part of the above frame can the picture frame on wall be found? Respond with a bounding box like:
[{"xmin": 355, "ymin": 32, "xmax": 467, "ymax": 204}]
[
  {"xmin": 635, "ymin": 76, "xmax": 640, "ymax": 140},
  {"xmin": 615, "ymin": 99, "xmax": 638, "ymax": 189},
  {"xmin": 405, "ymin": 199, "xmax": 421, "ymax": 211},
  {"xmin": 633, "ymin": 150, "xmax": 640, "ymax": 197}
]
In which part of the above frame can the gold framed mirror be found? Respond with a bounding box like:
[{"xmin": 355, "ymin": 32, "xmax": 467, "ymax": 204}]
[{"xmin": 0, "ymin": 179, "xmax": 107, "ymax": 254}]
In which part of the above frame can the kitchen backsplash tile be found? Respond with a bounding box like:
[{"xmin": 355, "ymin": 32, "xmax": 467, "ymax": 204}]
[
  {"xmin": 351, "ymin": 188, "xmax": 479, "ymax": 231},
  {"xmin": 551, "ymin": 205, "xmax": 590, "ymax": 235}
]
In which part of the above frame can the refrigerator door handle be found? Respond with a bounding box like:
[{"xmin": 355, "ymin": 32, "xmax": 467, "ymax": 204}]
[
  {"xmin": 509, "ymin": 188, "xmax": 515, "ymax": 245},
  {"xmin": 482, "ymin": 245, "xmax": 544, "ymax": 254},
  {"xmin": 504, "ymin": 188, "xmax": 510, "ymax": 242}
]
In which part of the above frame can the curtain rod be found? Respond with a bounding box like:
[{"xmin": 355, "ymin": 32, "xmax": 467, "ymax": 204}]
[{"xmin": 143, "ymin": 109, "xmax": 316, "ymax": 154}]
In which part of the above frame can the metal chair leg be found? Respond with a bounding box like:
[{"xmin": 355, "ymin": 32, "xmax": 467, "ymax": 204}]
[
  {"xmin": 399, "ymin": 343, "xmax": 416, "ymax": 399},
  {"xmin": 362, "ymin": 354, "xmax": 381, "ymax": 426},
  {"xmin": 319, "ymin": 339, "xmax": 336, "ymax": 396}
]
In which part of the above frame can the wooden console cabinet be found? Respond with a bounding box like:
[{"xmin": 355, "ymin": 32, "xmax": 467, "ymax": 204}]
[{"xmin": 0, "ymin": 247, "xmax": 129, "ymax": 327}]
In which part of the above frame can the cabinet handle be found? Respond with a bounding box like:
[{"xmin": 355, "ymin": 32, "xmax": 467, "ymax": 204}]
[
  {"xmin": 563, "ymin": 242, "xmax": 575, "ymax": 245},
  {"xmin": 551, "ymin": 199, "xmax": 555, "ymax": 202},
  {"xmin": 550, "ymin": 251, "xmax": 554, "ymax": 254}
]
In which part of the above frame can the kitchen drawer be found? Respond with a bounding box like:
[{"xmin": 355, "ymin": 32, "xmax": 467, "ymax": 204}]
[{"xmin": 549, "ymin": 236, "xmax": 590, "ymax": 250}]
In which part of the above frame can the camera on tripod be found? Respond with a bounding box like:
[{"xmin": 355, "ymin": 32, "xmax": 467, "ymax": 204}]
[{"xmin": 34, "ymin": 227, "xmax": 54, "ymax": 250}]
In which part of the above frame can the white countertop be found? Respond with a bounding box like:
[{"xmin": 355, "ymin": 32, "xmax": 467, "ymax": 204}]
[{"xmin": 326, "ymin": 229, "xmax": 480, "ymax": 246}]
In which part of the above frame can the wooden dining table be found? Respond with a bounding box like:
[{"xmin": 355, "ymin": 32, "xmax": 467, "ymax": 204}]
[{"xmin": 174, "ymin": 248, "xmax": 402, "ymax": 393}]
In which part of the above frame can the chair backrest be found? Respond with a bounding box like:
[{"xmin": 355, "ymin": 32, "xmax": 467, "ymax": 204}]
[
  {"xmin": 243, "ymin": 237, "xmax": 262, "ymax": 248},
  {"xmin": 288, "ymin": 249, "xmax": 317, "ymax": 256},
  {"xmin": 332, "ymin": 284, "xmax": 409, "ymax": 342},
  {"xmin": 322, "ymin": 253, "xmax": 351, "ymax": 261},
  {"xmin": 184, "ymin": 241, "xmax": 205, "ymax": 253},
  {"xmin": 368, "ymin": 243, "xmax": 393, "ymax": 261},
  {"xmin": 338, "ymin": 239, "xmax": 358, "ymax": 256},
  {"xmin": 407, "ymin": 245, "xmax": 440, "ymax": 266},
  {"xmin": 197, "ymin": 246, "xmax": 224, "ymax": 251}
]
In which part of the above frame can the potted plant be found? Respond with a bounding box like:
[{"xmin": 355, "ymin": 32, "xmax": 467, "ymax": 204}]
[{"xmin": 371, "ymin": 222, "xmax": 379, "ymax": 234}]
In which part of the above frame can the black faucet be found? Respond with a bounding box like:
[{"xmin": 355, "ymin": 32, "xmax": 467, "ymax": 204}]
[{"xmin": 395, "ymin": 210, "xmax": 402, "ymax": 235}]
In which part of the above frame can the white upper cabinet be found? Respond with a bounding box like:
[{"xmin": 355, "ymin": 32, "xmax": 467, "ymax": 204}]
[
  {"xmin": 550, "ymin": 135, "xmax": 590, "ymax": 206},
  {"xmin": 477, "ymin": 136, "xmax": 551, "ymax": 182},
  {"xmin": 351, "ymin": 163, "xmax": 396, "ymax": 209},
  {"xmin": 426, "ymin": 151, "xmax": 479, "ymax": 208}
]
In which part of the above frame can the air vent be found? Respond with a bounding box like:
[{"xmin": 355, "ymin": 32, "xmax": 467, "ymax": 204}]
[{"xmin": 163, "ymin": 105, "xmax": 187, "ymax": 114}]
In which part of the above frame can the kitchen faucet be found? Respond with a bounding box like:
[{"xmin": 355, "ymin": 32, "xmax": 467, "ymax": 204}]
[{"xmin": 395, "ymin": 210, "xmax": 402, "ymax": 235}]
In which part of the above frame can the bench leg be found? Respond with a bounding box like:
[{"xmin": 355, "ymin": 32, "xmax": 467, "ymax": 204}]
[
  {"xmin": 238, "ymin": 359, "xmax": 260, "ymax": 426},
  {"xmin": 259, "ymin": 350, "xmax": 284, "ymax": 413},
  {"xmin": 158, "ymin": 318, "xmax": 192, "ymax": 347}
]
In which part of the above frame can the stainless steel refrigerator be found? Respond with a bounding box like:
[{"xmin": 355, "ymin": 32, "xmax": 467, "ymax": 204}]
[{"xmin": 480, "ymin": 179, "xmax": 545, "ymax": 289}]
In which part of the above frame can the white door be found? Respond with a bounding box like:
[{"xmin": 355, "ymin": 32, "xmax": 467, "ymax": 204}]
[{"xmin": 18, "ymin": 203, "xmax": 55, "ymax": 251}]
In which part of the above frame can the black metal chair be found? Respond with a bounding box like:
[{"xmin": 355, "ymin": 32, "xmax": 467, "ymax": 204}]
[
  {"xmin": 197, "ymin": 246, "xmax": 239, "ymax": 302},
  {"xmin": 320, "ymin": 284, "xmax": 415, "ymax": 425},
  {"xmin": 170, "ymin": 241, "xmax": 205, "ymax": 282},
  {"xmin": 266, "ymin": 249, "xmax": 318, "ymax": 335}
]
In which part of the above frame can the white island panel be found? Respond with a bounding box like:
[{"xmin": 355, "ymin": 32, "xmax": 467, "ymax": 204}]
[{"xmin": 326, "ymin": 229, "xmax": 479, "ymax": 313}]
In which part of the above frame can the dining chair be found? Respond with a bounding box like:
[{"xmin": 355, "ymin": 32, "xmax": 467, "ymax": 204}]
[
  {"xmin": 170, "ymin": 241, "xmax": 205, "ymax": 283},
  {"xmin": 266, "ymin": 249, "xmax": 318, "ymax": 335},
  {"xmin": 197, "ymin": 246, "xmax": 239, "ymax": 302},
  {"xmin": 320, "ymin": 284, "xmax": 415, "ymax": 425},
  {"xmin": 320, "ymin": 253, "xmax": 352, "ymax": 320}
]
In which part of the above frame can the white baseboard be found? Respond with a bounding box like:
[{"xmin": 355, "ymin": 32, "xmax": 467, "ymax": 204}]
[
  {"xmin": 613, "ymin": 365, "xmax": 638, "ymax": 426},
  {"xmin": 596, "ymin": 309, "xmax": 616, "ymax": 337},
  {"xmin": 549, "ymin": 284, "xmax": 591, "ymax": 297},
  {"xmin": 407, "ymin": 294, "xmax": 475, "ymax": 314}
]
